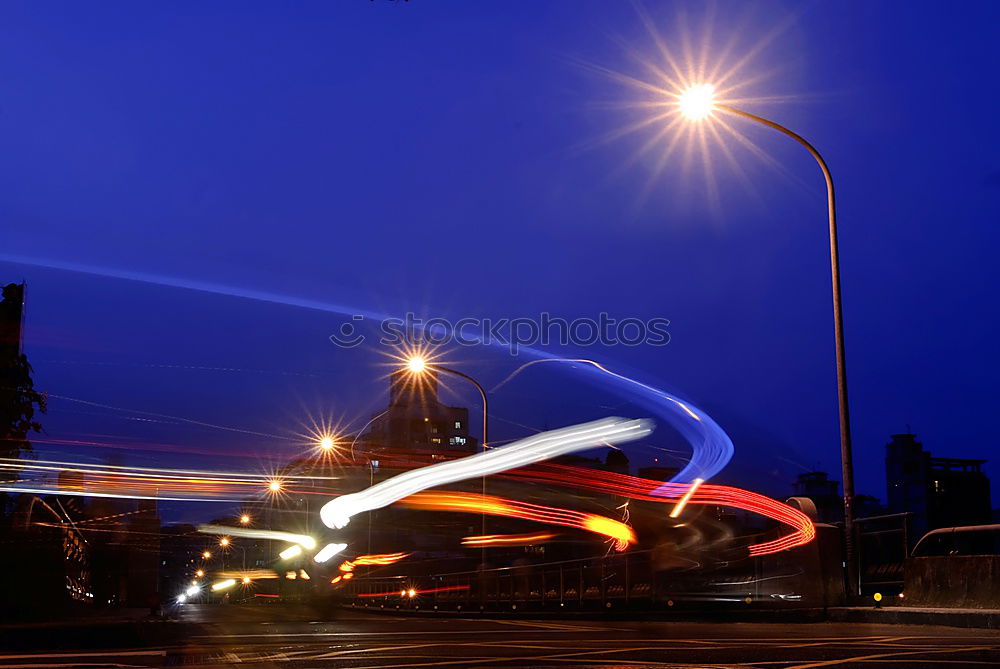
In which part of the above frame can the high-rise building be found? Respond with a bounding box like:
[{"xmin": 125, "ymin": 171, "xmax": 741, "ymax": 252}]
[
  {"xmin": 885, "ymin": 433, "xmax": 991, "ymax": 538},
  {"xmin": 792, "ymin": 471, "xmax": 843, "ymax": 523},
  {"xmin": 364, "ymin": 370, "xmax": 478, "ymax": 453}
]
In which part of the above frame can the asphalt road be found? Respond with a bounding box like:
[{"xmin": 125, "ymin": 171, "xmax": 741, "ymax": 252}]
[{"xmin": 3, "ymin": 604, "xmax": 999, "ymax": 668}]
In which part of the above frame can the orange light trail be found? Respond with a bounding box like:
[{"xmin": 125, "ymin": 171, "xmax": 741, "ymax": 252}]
[
  {"xmin": 461, "ymin": 532, "xmax": 556, "ymax": 547},
  {"xmin": 337, "ymin": 552, "xmax": 409, "ymax": 574},
  {"xmin": 507, "ymin": 464, "xmax": 814, "ymax": 556},
  {"xmin": 400, "ymin": 492, "xmax": 635, "ymax": 551},
  {"xmin": 355, "ymin": 584, "xmax": 469, "ymax": 597}
]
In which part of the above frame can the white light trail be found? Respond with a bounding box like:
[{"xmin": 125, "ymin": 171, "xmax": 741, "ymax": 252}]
[
  {"xmin": 313, "ymin": 542, "xmax": 348, "ymax": 564},
  {"xmin": 669, "ymin": 477, "xmax": 705, "ymax": 518},
  {"xmin": 211, "ymin": 579, "xmax": 236, "ymax": 592},
  {"xmin": 279, "ymin": 544, "xmax": 303, "ymax": 560},
  {"xmin": 319, "ymin": 417, "xmax": 653, "ymax": 530},
  {"xmin": 198, "ymin": 524, "xmax": 316, "ymax": 549}
]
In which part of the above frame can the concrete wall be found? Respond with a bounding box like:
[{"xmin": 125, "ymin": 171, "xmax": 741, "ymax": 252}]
[{"xmin": 905, "ymin": 556, "xmax": 1000, "ymax": 608}]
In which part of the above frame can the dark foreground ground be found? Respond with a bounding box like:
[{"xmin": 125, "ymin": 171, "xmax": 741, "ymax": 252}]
[{"xmin": 3, "ymin": 603, "xmax": 1000, "ymax": 668}]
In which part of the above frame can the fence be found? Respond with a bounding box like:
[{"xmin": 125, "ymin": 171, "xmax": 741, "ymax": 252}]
[{"xmin": 340, "ymin": 532, "xmax": 842, "ymax": 611}]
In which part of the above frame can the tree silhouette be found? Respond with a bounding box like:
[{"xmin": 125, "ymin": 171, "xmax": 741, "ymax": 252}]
[{"xmin": 0, "ymin": 283, "xmax": 46, "ymax": 485}]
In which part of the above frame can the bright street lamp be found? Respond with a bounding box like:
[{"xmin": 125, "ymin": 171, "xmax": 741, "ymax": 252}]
[
  {"xmin": 239, "ymin": 514, "xmax": 251, "ymax": 525},
  {"xmin": 678, "ymin": 83, "xmax": 716, "ymax": 120},
  {"xmin": 676, "ymin": 83, "xmax": 858, "ymax": 595},
  {"xmin": 319, "ymin": 436, "xmax": 336, "ymax": 452},
  {"xmin": 219, "ymin": 537, "xmax": 230, "ymax": 547},
  {"xmin": 202, "ymin": 551, "xmax": 212, "ymax": 560}
]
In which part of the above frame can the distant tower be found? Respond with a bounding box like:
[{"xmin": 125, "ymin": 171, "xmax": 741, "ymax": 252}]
[
  {"xmin": 366, "ymin": 370, "xmax": 476, "ymax": 453},
  {"xmin": 886, "ymin": 433, "xmax": 991, "ymax": 537}
]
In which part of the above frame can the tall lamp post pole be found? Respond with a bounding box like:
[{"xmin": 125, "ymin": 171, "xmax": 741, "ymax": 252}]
[{"xmin": 680, "ymin": 87, "xmax": 857, "ymax": 596}]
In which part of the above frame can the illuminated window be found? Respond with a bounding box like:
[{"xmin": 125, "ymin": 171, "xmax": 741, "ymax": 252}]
[{"xmin": 455, "ymin": 421, "xmax": 462, "ymax": 429}]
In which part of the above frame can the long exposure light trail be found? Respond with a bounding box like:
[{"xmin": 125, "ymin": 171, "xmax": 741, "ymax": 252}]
[
  {"xmin": 461, "ymin": 532, "xmax": 557, "ymax": 547},
  {"xmin": 313, "ymin": 543, "xmax": 348, "ymax": 564},
  {"xmin": 319, "ymin": 417, "xmax": 652, "ymax": 530},
  {"xmin": 198, "ymin": 524, "xmax": 317, "ymax": 549},
  {"xmin": 1, "ymin": 254, "xmax": 734, "ymax": 490},
  {"xmin": 354, "ymin": 584, "xmax": 470, "ymax": 597},
  {"xmin": 0, "ymin": 457, "xmax": 340, "ymax": 502},
  {"xmin": 400, "ymin": 491, "xmax": 636, "ymax": 551},
  {"xmin": 669, "ymin": 477, "xmax": 704, "ymax": 518},
  {"xmin": 492, "ymin": 358, "xmax": 734, "ymax": 484},
  {"xmin": 508, "ymin": 464, "xmax": 814, "ymax": 556}
]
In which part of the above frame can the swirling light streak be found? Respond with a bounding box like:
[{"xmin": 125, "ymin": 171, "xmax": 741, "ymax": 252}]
[
  {"xmin": 400, "ymin": 491, "xmax": 635, "ymax": 551},
  {"xmin": 507, "ymin": 464, "xmax": 814, "ymax": 556},
  {"xmin": 493, "ymin": 359, "xmax": 733, "ymax": 484},
  {"xmin": 0, "ymin": 254, "xmax": 731, "ymax": 487},
  {"xmin": 319, "ymin": 417, "xmax": 652, "ymax": 530}
]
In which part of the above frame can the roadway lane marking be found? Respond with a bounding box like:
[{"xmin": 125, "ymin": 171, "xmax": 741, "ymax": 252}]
[
  {"xmin": 783, "ymin": 645, "xmax": 996, "ymax": 669},
  {"xmin": 0, "ymin": 665, "xmax": 152, "ymax": 668},
  {"xmin": 0, "ymin": 651, "xmax": 166, "ymax": 661},
  {"xmin": 487, "ymin": 619, "xmax": 621, "ymax": 631},
  {"xmin": 332, "ymin": 644, "xmax": 734, "ymax": 669},
  {"xmin": 193, "ymin": 627, "xmax": 609, "ymax": 639}
]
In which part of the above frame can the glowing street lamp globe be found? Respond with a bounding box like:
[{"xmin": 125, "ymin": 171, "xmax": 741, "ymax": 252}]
[
  {"xmin": 319, "ymin": 436, "xmax": 335, "ymax": 452},
  {"xmin": 239, "ymin": 514, "xmax": 251, "ymax": 525},
  {"xmin": 679, "ymin": 83, "xmax": 716, "ymax": 120},
  {"xmin": 219, "ymin": 537, "xmax": 230, "ymax": 547},
  {"xmin": 406, "ymin": 356, "xmax": 427, "ymax": 374}
]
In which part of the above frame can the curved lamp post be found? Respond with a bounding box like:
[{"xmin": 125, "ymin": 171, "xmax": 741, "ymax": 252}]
[{"xmin": 679, "ymin": 85, "xmax": 857, "ymax": 595}]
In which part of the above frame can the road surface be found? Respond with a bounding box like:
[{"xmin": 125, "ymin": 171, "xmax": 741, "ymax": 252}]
[{"xmin": 3, "ymin": 603, "xmax": 999, "ymax": 668}]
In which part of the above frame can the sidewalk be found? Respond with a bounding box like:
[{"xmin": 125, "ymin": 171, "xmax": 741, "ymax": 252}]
[{"xmin": 828, "ymin": 606, "xmax": 1000, "ymax": 629}]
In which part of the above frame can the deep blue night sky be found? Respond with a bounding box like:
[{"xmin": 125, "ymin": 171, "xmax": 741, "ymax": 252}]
[{"xmin": 2, "ymin": 1, "xmax": 999, "ymax": 521}]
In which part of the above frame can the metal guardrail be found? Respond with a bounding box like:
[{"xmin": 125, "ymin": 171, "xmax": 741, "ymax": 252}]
[
  {"xmin": 343, "ymin": 551, "xmax": 655, "ymax": 611},
  {"xmin": 338, "ymin": 544, "xmax": 822, "ymax": 610}
]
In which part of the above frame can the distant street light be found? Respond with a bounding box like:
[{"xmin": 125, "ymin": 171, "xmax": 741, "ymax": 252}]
[
  {"xmin": 219, "ymin": 537, "xmax": 230, "ymax": 547},
  {"xmin": 239, "ymin": 514, "xmax": 251, "ymax": 525},
  {"xmin": 676, "ymin": 83, "xmax": 857, "ymax": 594},
  {"xmin": 267, "ymin": 479, "xmax": 283, "ymax": 493},
  {"xmin": 195, "ymin": 569, "xmax": 204, "ymax": 578},
  {"xmin": 202, "ymin": 551, "xmax": 212, "ymax": 560},
  {"xmin": 319, "ymin": 436, "xmax": 336, "ymax": 452}
]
